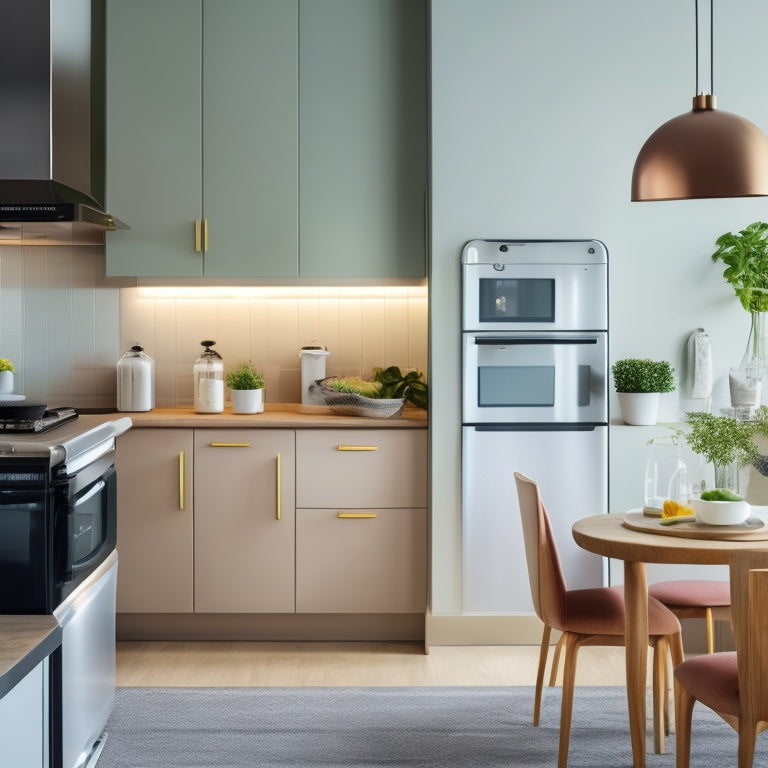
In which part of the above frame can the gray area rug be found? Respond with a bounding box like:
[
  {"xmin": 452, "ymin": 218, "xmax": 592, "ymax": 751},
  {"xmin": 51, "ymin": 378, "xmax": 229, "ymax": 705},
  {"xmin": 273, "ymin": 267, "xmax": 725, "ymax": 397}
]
[{"xmin": 98, "ymin": 686, "xmax": 735, "ymax": 768}]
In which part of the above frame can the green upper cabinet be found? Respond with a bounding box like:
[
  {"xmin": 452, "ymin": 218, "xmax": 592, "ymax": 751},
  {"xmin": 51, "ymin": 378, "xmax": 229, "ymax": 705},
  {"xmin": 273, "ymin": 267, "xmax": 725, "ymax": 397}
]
[
  {"xmin": 105, "ymin": 0, "xmax": 426, "ymax": 279},
  {"xmin": 106, "ymin": 0, "xmax": 299, "ymax": 277},
  {"xmin": 298, "ymin": 0, "xmax": 427, "ymax": 279}
]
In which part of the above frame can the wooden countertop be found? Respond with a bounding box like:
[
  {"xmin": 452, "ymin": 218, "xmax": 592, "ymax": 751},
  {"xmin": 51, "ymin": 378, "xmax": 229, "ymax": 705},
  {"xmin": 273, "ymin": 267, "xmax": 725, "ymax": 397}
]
[
  {"xmin": 0, "ymin": 616, "xmax": 61, "ymax": 699},
  {"xmin": 125, "ymin": 403, "xmax": 428, "ymax": 429}
]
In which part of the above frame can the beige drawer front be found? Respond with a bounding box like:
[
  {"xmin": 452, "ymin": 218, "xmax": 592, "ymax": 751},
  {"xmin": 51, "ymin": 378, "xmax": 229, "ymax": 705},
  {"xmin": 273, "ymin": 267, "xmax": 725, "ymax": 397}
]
[
  {"xmin": 296, "ymin": 508, "xmax": 427, "ymax": 613},
  {"xmin": 296, "ymin": 429, "xmax": 427, "ymax": 508}
]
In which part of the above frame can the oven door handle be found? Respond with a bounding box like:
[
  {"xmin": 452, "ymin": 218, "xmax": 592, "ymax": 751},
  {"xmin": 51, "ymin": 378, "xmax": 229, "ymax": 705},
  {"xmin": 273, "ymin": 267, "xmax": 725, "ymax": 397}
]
[{"xmin": 473, "ymin": 337, "xmax": 598, "ymax": 345}]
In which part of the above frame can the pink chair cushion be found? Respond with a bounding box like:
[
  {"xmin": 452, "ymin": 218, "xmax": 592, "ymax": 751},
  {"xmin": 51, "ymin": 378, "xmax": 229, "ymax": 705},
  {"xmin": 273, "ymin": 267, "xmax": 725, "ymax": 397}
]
[
  {"xmin": 674, "ymin": 651, "xmax": 739, "ymax": 716},
  {"xmin": 648, "ymin": 580, "xmax": 731, "ymax": 608},
  {"xmin": 563, "ymin": 585, "xmax": 681, "ymax": 636}
]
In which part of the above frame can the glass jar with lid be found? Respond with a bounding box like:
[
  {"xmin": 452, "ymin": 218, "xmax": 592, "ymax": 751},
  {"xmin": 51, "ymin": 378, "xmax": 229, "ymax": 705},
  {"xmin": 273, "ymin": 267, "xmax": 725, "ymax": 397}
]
[{"xmin": 193, "ymin": 340, "xmax": 224, "ymax": 413}]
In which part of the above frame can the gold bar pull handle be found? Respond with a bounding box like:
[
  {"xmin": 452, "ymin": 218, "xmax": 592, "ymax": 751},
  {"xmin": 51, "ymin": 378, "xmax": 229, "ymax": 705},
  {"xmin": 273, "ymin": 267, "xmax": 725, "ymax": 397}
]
[
  {"xmin": 337, "ymin": 512, "xmax": 378, "ymax": 519},
  {"xmin": 337, "ymin": 445, "xmax": 379, "ymax": 452},
  {"xmin": 194, "ymin": 220, "xmax": 202, "ymax": 253},
  {"xmin": 179, "ymin": 451, "xmax": 185, "ymax": 510},
  {"xmin": 210, "ymin": 442, "xmax": 252, "ymax": 448},
  {"xmin": 203, "ymin": 219, "xmax": 209, "ymax": 252},
  {"xmin": 275, "ymin": 452, "xmax": 282, "ymax": 520}
]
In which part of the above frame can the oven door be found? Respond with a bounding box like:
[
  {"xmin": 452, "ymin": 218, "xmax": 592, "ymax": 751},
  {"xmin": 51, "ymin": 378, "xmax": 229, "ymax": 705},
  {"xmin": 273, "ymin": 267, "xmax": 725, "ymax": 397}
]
[
  {"xmin": 53, "ymin": 450, "xmax": 117, "ymax": 608},
  {"xmin": 0, "ymin": 458, "xmax": 53, "ymax": 613},
  {"xmin": 462, "ymin": 331, "xmax": 608, "ymax": 424},
  {"xmin": 461, "ymin": 261, "xmax": 607, "ymax": 332}
]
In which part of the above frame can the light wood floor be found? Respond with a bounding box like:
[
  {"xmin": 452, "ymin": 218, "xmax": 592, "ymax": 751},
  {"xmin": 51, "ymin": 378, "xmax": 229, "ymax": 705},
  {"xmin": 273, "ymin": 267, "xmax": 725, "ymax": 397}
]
[{"xmin": 116, "ymin": 641, "xmax": 629, "ymax": 687}]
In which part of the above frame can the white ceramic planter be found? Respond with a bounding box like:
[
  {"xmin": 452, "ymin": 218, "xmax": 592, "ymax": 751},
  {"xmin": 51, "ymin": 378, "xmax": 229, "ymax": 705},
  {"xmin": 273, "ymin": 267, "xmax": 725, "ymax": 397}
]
[
  {"xmin": 617, "ymin": 392, "xmax": 660, "ymax": 426},
  {"xmin": 0, "ymin": 370, "xmax": 14, "ymax": 394},
  {"xmin": 231, "ymin": 388, "xmax": 264, "ymax": 414}
]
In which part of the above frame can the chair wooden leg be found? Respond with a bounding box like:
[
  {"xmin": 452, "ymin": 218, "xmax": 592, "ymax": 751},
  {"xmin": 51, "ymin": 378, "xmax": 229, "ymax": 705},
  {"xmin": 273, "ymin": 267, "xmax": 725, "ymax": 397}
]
[
  {"xmin": 534, "ymin": 624, "xmax": 552, "ymax": 726},
  {"xmin": 705, "ymin": 607, "xmax": 714, "ymax": 653},
  {"xmin": 652, "ymin": 636, "xmax": 667, "ymax": 754},
  {"xmin": 674, "ymin": 676, "xmax": 695, "ymax": 768},
  {"xmin": 557, "ymin": 633, "xmax": 580, "ymax": 768},
  {"xmin": 737, "ymin": 719, "xmax": 757, "ymax": 768},
  {"xmin": 549, "ymin": 634, "xmax": 565, "ymax": 687}
]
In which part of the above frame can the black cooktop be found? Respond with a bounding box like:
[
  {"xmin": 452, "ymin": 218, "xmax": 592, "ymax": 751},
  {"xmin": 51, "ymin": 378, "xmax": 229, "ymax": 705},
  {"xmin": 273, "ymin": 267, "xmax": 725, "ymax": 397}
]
[{"xmin": 0, "ymin": 407, "xmax": 79, "ymax": 434}]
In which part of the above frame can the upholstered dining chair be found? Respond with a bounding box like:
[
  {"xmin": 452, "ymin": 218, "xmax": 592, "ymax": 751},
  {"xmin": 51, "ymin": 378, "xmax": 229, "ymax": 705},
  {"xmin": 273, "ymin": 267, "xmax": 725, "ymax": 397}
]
[
  {"xmin": 674, "ymin": 549, "xmax": 768, "ymax": 768},
  {"xmin": 648, "ymin": 579, "xmax": 731, "ymax": 653},
  {"xmin": 514, "ymin": 472, "xmax": 685, "ymax": 768}
]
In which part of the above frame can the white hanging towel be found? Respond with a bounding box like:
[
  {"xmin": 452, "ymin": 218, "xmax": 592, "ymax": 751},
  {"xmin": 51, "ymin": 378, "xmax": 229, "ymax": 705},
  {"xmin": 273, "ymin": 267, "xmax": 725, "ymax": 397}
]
[{"xmin": 686, "ymin": 328, "xmax": 713, "ymax": 399}]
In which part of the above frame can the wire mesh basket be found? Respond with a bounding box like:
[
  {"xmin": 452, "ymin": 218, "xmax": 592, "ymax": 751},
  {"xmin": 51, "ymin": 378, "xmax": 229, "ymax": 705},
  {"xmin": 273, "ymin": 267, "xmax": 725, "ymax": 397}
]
[{"xmin": 310, "ymin": 378, "xmax": 406, "ymax": 418}]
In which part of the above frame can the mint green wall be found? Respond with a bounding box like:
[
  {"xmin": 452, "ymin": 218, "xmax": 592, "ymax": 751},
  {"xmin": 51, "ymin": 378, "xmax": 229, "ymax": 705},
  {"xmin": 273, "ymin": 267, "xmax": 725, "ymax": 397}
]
[{"xmin": 430, "ymin": 0, "xmax": 768, "ymax": 613}]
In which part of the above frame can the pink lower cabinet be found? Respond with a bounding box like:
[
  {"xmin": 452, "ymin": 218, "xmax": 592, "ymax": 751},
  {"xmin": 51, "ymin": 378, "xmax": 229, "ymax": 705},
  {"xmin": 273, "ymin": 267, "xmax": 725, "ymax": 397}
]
[
  {"xmin": 295, "ymin": 429, "xmax": 428, "ymax": 613},
  {"xmin": 296, "ymin": 507, "xmax": 427, "ymax": 613}
]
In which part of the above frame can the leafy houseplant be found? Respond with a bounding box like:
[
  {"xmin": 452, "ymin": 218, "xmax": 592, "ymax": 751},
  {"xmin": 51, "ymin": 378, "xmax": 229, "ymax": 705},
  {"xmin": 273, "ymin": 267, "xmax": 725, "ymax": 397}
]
[
  {"xmin": 225, "ymin": 361, "xmax": 265, "ymax": 414},
  {"xmin": 0, "ymin": 358, "xmax": 14, "ymax": 395},
  {"xmin": 713, "ymin": 222, "xmax": 768, "ymax": 405},
  {"xmin": 712, "ymin": 221, "xmax": 768, "ymax": 313},
  {"xmin": 611, "ymin": 359, "xmax": 675, "ymax": 393},
  {"xmin": 225, "ymin": 361, "xmax": 264, "ymax": 391},
  {"xmin": 612, "ymin": 359, "xmax": 675, "ymax": 426},
  {"xmin": 682, "ymin": 410, "xmax": 765, "ymax": 491}
]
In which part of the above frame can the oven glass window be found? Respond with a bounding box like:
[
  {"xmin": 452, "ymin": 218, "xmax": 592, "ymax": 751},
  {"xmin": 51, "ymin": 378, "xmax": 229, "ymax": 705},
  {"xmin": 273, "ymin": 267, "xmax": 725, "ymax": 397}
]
[
  {"xmin": 72, "ymin": 479, "xmax": 107, "ymax": 563},
  {"xmin": 478, "ymin": 278, "xmax": 554, "ymax": 323},
  {"xmin": 478, "ymin": 366, "xmax": 555, "ymax": 407}
]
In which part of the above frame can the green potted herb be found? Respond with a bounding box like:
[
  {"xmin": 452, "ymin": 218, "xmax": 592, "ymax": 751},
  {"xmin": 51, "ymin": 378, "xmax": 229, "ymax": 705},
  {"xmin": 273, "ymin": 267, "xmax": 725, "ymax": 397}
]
[
  {"xmin": 0, "ymin": 358, "xmax": 15, "ymax": 395},
  {"xmin": 225, "ymin": 361, "xmax": 265, "ymax": 414},
  {"xmin": 713, "ymin": 222, "xmax": 768, "ymax": 406},
  {"xmin": 611, "ymin": 359, "xmax": 675, "ymax": 425},
  {"xmin": 683, "ymin": 410, "xmax": 763, "ymax": 492}
]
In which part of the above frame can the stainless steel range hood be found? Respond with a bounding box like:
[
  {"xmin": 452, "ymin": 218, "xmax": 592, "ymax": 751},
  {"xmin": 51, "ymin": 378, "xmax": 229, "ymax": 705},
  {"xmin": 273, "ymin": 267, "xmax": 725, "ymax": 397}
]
[{"xmin": 0, "ymin": 0, "xmax": 126, "ymax": 245}]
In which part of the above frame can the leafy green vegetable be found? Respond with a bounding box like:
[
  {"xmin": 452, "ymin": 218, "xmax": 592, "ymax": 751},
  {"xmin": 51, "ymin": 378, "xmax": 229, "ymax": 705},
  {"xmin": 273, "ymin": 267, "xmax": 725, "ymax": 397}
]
[
  {"xmin": 327, "ymin": 377, "xmax": 382, "ymax": 397},
  {"xmin": 374, "ymin": 366, "xmax": 428, "ymax": 410},
  {"xmin": 701, "ymin": 489, "xmax": 743, "ymax": 501}
]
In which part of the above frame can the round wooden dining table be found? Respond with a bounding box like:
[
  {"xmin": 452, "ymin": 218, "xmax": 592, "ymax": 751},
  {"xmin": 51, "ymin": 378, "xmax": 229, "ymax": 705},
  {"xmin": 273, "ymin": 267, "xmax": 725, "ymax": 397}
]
[{"xmin": 572, "ymin": 511, "xmax": 768, "ymax": 768}]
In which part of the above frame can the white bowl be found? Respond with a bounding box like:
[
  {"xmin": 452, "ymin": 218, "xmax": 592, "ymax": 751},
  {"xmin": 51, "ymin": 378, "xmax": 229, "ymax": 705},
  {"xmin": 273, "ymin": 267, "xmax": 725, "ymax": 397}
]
[{"xmin": 691, "ymin": 498, "xmax": 751, "ymax": 526}]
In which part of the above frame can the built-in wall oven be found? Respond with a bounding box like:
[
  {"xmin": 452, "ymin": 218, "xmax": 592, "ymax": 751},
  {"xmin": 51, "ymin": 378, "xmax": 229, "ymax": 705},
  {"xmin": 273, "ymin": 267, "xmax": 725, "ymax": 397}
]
[
  {"xmin": 461, "ymin": 239, "xmax": 609, "ymax": 613},
  {"xmin": 0, "ymin": 415, "xmax": 131, "ymax": 768}
]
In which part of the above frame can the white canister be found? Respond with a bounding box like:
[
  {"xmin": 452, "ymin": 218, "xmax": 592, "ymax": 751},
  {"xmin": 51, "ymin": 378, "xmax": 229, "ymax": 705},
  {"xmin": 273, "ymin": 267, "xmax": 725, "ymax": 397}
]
[
  {"xmin": 299, "ymin": 346, "xmax": 330, "ymax": 404},
  {"xmin": 116, "ymin": 345, "xmax": 155, "ymax": 412},
  {"xmin": 194, "ymin": 340, "xmax": 224, "ymax": 413}
]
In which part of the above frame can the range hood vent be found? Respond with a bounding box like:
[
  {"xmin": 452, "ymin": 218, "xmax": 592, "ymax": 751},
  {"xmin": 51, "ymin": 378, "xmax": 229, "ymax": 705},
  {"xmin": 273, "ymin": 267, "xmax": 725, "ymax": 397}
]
[{"xmin": 0, "ymin": 0, "xmax": 126, "ymax": 245}]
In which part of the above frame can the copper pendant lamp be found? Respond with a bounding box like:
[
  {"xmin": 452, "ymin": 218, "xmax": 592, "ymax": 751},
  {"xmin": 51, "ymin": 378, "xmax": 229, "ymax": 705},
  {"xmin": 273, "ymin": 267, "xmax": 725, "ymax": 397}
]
[{"xmin": 631, "ymin": 0, "xmax": 768, "ymax": 201}]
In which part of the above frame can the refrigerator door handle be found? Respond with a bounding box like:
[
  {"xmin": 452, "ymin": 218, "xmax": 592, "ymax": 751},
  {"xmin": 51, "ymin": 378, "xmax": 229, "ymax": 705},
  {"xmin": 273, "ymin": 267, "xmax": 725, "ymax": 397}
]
[{"xmin": 471, "ymin": 423, "xmax": 605, "ymax": 432}]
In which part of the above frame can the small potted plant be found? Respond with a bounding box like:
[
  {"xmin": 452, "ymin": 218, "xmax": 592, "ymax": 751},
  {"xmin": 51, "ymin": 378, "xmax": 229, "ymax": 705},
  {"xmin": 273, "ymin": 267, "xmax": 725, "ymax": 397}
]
[
  {"xmin": 611, "ymin": 358, "xmax": 676, "ymax": 425},
  {"xmin": 225, "ymin": 361, "xmax": 265, "ymax": 414},
  {"xmin": 682, "ymin": 410, "xmax": 764, "ymax": 496},
  {"xmin": 0, "ymin": 358, "xmax": 15, "ymax": 395}
]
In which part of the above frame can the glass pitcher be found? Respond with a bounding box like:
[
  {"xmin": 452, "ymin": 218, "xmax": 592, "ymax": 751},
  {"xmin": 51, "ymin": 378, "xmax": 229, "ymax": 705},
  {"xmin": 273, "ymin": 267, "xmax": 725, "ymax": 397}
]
[
  {"xmin": 193, "ymin": 340, "xmax": 224, "ymax": 413},
  {"xmin": 644, "ymin": 435, "xmax": 688, "ymax": 515}
]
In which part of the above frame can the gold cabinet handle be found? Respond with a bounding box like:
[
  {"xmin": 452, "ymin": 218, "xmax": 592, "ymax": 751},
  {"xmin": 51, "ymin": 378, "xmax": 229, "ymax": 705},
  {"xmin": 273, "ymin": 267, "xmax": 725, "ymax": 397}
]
[
  {"xmin": 194, "ymin": 220, "xmax": 202, "ymax": 253},
  {"xmin": 276, "ymin": 451, "xmax": 282, "ymax": 520},
  {"xmin": 179, "ymin": 451, "xmax": 185, "ymax": 510},
  {"xmin": 203, "ymin": 219, "xmax": 209, "ymax": 253},
  {"xmin": 337, "ymin": 445, "xmax": 379, "ymax": 451},
  {"xmin": 337, "ymin": 512, "xmax": 378, "ymax": 519},
  {"xmin": 210, "ymin": 442, "xmax": 251, "ymax": 447}
]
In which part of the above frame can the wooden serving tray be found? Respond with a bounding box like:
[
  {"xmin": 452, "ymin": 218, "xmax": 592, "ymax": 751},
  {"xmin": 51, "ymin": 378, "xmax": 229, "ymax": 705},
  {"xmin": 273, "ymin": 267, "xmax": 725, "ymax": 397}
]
[{"xmin": 623, "ymin": 510, "xmax": 768, "ymax": 541}]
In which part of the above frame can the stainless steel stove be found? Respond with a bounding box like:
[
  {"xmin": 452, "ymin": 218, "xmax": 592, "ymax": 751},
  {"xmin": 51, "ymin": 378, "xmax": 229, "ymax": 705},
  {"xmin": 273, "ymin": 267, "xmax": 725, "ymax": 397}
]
[{"xmin": 0, "ymin": 406, "xmax": 79, "ymax": 434}]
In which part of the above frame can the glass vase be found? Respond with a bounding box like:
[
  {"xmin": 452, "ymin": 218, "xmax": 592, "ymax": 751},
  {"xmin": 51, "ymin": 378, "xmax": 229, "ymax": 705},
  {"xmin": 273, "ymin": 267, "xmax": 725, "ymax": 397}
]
[
  {"xmin": 730, "ymin": 311, "xmax": 768, "ymax": 408},
  {"xmin": 713, "ymin": 462, "xmax": 738, "ymax": 493}
]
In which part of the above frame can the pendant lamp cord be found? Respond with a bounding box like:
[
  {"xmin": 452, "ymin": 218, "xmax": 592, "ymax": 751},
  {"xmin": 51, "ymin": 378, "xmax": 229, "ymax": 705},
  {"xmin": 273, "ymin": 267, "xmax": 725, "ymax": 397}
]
[{"xmin": 695, "ymin": 0, "xmax": 715, "ymax": 94}]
